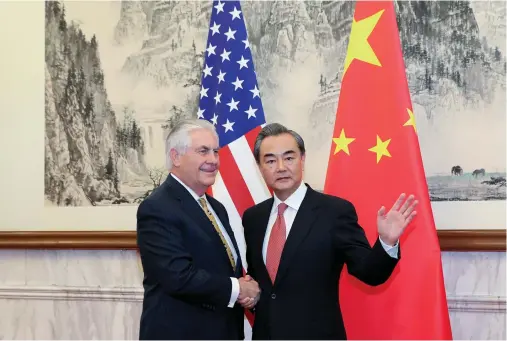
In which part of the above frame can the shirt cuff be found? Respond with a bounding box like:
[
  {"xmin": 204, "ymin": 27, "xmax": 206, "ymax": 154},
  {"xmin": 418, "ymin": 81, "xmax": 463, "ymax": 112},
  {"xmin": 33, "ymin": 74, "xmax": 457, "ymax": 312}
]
[
  {"xmin": 379, "ymin": 237, "xmax": 399, "ymax": 259},
  {"xmin": 228, "ymin": 277, "xmax": 240, "ymax": 308}
]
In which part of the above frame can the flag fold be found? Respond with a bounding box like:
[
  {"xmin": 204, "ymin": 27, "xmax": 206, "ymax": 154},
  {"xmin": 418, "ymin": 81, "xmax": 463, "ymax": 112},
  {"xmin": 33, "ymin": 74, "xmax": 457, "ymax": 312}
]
[{"xmin": 324, "ymin": 1, "xmax": 453, "ymax": 339}]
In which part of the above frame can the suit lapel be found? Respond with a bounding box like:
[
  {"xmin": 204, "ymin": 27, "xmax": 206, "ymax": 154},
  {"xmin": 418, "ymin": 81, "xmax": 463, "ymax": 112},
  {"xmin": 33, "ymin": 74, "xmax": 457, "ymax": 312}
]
[
  {"xmin": 207, "ymin": 195, "xmax": 243, "ymax": 274},
  {"xmin": 164, "ymin": 176, "xmax": 234, "ymax": 270},
  {"xmin": 274, "ymin": 187, "xmax": 320, "ymax": 286}
]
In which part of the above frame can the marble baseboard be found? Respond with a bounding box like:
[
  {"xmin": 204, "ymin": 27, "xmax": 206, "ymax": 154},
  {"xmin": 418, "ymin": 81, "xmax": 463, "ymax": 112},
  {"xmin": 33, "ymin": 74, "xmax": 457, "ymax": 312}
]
[
  {"xmin": 0, "ymin": 285, "xmax": 504, "ymax": 339},
  {"xmin": 0, "ymin": 250, "xmax": 503, "ymax": 339},
  {"xmin": 447, "ymin": 295, "xmax": 506, "ymax": 313},
  {"xmin": 0, "ymin": 286, "xmax": 142, "ymax": 302},
  {"xmin": 0, "ymin": 285, "xmax": 504, "ymax": 313}
]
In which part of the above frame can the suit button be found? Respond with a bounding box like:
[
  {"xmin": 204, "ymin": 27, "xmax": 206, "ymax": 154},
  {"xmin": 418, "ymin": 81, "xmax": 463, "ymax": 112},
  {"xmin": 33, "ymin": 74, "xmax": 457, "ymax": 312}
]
[{"xmin": 271, "ymin": 294, "xmax": 276, "ymax": 299}]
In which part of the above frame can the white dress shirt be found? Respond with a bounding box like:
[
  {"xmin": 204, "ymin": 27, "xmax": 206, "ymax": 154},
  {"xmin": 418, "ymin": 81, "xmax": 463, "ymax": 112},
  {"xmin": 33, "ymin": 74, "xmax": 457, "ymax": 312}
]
[
  {"xmin": 171, "ymin": 173, "xmax": 240, "ymax": 308},
  {"xmin": 262, "ymin": 181, "xmax": 399, "ymax": 264}
]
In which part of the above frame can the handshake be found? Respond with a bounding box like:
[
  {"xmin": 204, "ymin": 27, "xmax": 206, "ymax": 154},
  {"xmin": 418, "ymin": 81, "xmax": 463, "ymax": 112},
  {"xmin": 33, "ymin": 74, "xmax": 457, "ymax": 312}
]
[{"xmin": 237, "ymin": 275, "xmax": 260, "ymax": 309}]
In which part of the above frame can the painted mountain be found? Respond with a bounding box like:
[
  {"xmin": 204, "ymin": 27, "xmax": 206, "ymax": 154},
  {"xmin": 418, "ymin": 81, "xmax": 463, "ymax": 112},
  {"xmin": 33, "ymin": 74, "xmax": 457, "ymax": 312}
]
[
  {"xmin": 45, "ymin": 0, "xmax": 506, "ymax": 206},
  {"xmin": 45, "ymin": 1, "xmax": 147, "ymax": 206}
]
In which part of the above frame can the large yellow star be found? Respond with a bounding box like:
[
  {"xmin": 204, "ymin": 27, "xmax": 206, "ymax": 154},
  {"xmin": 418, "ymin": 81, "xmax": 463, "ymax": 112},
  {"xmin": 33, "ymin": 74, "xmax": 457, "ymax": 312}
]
[
  {"xmin": 368, "ymin": 135, "xmax": 391, "ymax": 163},
  {"xmin": 343, "ymin": 9, "xmax": 384, "ymax": 76},
  {"xmin": 403, "ymin": 108, "xmax": 417, "ymax": 133},
  {"xmin": 332, "ymin": 129, "xmax": 355, "ymax": 155}
]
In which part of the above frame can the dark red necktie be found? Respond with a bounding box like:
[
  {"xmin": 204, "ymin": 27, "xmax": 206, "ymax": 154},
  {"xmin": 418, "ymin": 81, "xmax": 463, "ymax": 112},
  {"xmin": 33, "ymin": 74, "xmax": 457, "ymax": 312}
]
[{"xmin": 266, "ymin": 203, "xmax": 288, "ymax": 283}]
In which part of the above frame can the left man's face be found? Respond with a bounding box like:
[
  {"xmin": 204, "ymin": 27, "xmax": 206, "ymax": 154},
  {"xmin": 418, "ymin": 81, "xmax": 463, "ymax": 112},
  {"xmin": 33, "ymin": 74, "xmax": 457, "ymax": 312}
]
[{"xmin": 172, "ymin": 128, "xmax": 220, "ymax": 194}]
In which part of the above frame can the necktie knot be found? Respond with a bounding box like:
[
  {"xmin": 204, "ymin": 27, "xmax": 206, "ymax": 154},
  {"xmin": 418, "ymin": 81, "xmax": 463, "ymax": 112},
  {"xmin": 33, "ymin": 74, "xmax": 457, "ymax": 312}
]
[
  {"xmin": 198, "ymin": 197, "xmax": 207, "ymax": 209},
  {"xmin": 277, "ymin": 203, "xmax": 288, "ymax": 216}
]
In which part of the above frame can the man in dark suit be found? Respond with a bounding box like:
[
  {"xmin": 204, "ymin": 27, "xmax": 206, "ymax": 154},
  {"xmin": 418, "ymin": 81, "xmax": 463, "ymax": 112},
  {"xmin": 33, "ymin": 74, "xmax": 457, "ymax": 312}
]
[
  {"xmin": 137, "ymin": 119, "xmax": 260, "ymax": 340},
  {"xmin": 241, "ymin": 123, "xmax": 418, "ymax": 340}
]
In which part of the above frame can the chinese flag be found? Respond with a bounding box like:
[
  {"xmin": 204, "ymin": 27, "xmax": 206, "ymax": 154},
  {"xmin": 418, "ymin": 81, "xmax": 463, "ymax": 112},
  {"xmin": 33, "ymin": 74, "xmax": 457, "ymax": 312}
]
[{"xmin": 323, "ymin": 0, "xmax": 453, "ymax": 339}]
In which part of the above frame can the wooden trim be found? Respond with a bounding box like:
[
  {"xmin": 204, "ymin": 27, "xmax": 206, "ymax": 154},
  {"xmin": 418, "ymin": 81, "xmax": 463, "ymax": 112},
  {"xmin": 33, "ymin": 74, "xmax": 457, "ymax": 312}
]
[
  {"xmin": 0, "ymin": 230, "xmax": 504, "ymax": 251},
  {"xmin": 437, "ymin": 230, "xmax": 506, "ymax": 251},
  {"xmin": 0, "ymin": 232, "xmax": 136, "ymax": 250}
]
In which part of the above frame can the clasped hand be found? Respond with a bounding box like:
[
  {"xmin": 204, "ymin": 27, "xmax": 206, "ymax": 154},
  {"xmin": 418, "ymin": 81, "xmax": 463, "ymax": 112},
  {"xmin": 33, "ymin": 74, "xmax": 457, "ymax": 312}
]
[{"xmin": 237, "ymin": 275, "xmax": 260, "ymax": 309}]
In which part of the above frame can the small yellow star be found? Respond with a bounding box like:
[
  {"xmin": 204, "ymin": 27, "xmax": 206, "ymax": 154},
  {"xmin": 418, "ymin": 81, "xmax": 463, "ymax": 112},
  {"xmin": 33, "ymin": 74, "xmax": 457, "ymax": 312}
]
[
  {"xmin": 403, "ymin": 108, "xmax": 417, "ymax": 133},
  {"xmin": 368, "ymin": 135, "xmax": 391, "ymax": 163},
  {"xmin": 343, "ymin": 9, "xmax": 384, "ymax": 76},
  {"xmin": 332, "ymin": 129, "xmax": 355, "ymax": 155}
]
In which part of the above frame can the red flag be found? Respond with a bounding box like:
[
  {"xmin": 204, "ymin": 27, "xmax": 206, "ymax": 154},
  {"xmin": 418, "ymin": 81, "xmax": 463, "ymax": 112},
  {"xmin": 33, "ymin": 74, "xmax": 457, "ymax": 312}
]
[{"xmin": 323, "ymin": 1, "xmax": 452, "ymax": 339}]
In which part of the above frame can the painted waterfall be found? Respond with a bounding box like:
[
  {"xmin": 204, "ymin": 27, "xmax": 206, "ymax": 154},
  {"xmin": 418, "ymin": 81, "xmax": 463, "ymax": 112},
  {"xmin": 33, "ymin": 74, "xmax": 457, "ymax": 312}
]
[{"xmin": 44, "ymin": 0, "xmax": 505, "ymax": 208}]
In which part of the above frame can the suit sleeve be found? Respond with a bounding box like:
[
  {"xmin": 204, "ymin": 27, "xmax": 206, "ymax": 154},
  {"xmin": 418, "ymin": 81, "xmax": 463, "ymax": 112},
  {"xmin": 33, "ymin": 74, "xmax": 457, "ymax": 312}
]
[
  {"xmin": 333, "ymin": 200, "xmax": 399, "ymax": 286},
  {"xmin": 136, "ymin": 199, "xmax": 232, "ymax": 307}
]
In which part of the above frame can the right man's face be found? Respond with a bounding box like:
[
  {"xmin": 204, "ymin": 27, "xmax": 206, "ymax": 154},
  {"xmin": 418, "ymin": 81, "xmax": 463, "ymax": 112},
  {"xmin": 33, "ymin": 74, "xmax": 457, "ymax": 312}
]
[{"xmin": 258, "ymin": 133, "xmax": 305, "ymax": 195}]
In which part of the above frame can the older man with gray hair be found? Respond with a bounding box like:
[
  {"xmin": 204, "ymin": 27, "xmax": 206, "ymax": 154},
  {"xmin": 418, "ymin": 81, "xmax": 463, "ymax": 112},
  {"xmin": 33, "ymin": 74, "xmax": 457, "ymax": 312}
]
[{"xmin": 137, "ymin": 118, "xmax": 260, "ymax": 340}]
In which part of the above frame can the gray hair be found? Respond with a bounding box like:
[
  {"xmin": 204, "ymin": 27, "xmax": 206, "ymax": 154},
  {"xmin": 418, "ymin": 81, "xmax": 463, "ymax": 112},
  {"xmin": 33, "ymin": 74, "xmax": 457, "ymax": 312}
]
[
  {"xmin": 253, "ymin": 123, "xmax": 305, "ymax": 164},
  {"xmin": 165, "ymin": 118, "xmax": 219, "ymax": 170}
]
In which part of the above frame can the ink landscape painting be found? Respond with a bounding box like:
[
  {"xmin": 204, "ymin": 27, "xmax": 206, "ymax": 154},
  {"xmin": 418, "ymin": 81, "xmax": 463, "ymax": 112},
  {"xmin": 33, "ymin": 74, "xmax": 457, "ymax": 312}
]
[{"xmin": 44, "ymin": 0, "xmax": 505, "ymax": 218}]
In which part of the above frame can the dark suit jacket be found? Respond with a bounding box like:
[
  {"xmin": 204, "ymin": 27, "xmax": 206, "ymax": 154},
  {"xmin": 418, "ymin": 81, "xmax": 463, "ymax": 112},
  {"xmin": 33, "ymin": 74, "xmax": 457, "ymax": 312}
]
[
  {"xmin": 243, "ymin": 184, "xmax": 400, "ymax": 340},
  {"xmin": 137, "ymin": 174, "xmax": 244, "ymax": 340}
]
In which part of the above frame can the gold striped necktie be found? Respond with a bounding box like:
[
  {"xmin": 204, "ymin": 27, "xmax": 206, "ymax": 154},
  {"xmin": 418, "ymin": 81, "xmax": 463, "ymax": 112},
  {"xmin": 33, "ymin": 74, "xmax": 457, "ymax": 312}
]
[{"xmin": 198, "ymin": 198, "xmax": 236, "ymax": 270}]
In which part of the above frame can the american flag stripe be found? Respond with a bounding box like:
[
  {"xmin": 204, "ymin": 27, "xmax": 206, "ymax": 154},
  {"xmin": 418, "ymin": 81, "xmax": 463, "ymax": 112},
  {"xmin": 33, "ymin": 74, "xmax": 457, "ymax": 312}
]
[
  {"xmin": 218, "ymin": 145, "xmax": 256, "ymax": 216},
  {"xmin": 228, "ymin": 137, "xmax": 271, "ymax": 205},
  {"xmin": 244, "ymin": 125, "xmax": 274, "ymax": 197},
  {"xmin": 244, "ymin": 126, "xmax": 262, "ymax": 154}
]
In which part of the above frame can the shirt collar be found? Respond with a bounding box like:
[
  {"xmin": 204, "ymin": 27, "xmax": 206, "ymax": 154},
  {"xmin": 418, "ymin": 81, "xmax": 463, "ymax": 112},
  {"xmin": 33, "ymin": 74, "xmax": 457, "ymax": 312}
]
[
  {"xmin": 170, "ymin": 173, "xmax": 205, "ymax": 202},
  {"xmin": 272, "ymin": 181, "xmax": 307, "ymax": 214}
]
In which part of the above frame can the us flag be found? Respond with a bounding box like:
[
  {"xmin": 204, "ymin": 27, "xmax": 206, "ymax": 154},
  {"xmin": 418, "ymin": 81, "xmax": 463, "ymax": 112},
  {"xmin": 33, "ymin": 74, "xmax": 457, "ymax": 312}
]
[{"xmin": 198, "ymin": 0, "xmax": 271, "ymax": 337}]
